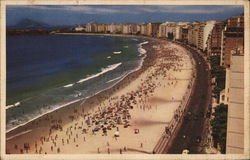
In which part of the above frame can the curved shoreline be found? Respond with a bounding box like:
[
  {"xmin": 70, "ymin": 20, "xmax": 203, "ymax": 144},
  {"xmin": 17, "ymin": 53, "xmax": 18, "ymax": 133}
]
[
  {"xmin": 54, "ymin": 32, "xmax": 154, "ymax": 39},
  {"xmin": 6, "ymin": 34, "xmax": 195, "ymax": 155},
  {"xmin": 6, "ymin": 34, "xmax": 157, "ymax": 137}
]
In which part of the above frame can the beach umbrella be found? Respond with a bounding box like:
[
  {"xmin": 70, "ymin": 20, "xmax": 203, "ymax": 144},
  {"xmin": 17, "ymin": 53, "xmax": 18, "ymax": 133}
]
[
  {"xmin": 114, "ymin": 131, "xmax": 119, "ymax": 137},
  {"xmin": 134, "ymin": 129, "xmax": 139, "ymax": 134}
]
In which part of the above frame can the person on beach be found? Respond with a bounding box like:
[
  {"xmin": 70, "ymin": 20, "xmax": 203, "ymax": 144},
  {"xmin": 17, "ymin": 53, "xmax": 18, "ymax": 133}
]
[
  {"xmin": 7, "ymin": 41, "xmax": 189, "ymax": 154},
  {"xmin": 14, "ymin": 144, "xmax": 18, "ymax": 150}
]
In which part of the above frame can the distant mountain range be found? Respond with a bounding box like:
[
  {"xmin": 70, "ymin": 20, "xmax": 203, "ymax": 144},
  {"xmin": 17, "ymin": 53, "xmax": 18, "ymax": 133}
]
[{"xmin": 7, "ymin": 18, "xmax": 75, "ymax": 30}]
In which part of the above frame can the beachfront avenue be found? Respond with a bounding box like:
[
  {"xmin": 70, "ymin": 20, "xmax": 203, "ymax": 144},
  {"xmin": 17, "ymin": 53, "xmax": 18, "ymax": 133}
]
[{"xmin": 165, "ymin": 42, "xmax": 212, "ymax": 154}]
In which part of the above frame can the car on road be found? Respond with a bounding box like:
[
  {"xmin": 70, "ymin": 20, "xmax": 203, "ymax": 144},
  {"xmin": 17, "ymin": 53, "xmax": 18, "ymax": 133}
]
[
  {"xmin": 182, "ymin": 134, "xmax": 186, "ymax": 139},
  {"xmin": 184, "ymin": 115, "xmax": 191, "ymax": 121},
  {"xmin": 200, "ymin": 111, "xmax": 204, "ymax": 117},
  {"xmin": 193, "ymin": 114, "xmax": 198, "ymax": 120},
  {"xmin": 206, "ymin": 111, "xmax": 211, "ymax": 118},
  {"xmin": 196, "ymin": 136, "xmax": 202, "ymax": 143},
  {"xmin": 182, "ymin": 149, "xmax": 189, "ymax": 154}
]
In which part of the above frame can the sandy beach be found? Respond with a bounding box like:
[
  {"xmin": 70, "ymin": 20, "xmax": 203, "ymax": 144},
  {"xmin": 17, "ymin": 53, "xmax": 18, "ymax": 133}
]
[{"xmin": 6, "ymin": 37, "xmax": 194, "ymax": 154}]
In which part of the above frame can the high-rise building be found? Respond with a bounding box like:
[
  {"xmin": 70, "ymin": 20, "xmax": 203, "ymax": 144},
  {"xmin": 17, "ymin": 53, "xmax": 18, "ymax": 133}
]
[
  {"xmin": 158, "ymin": 23, "xmax": 168, "ymax": 38},
  {"xmin": 146, "ymin": 22, "xmax": 162, "ymax": 37},
  {"xmin": 122, "ymin": 23, "xmax": 132, "ymax": 34},
  {"xmin": 207, "ymin": 22, "xmax": 225, "ymax": 57},
  {"xmin": 197, "ymin": 23, "xmax": 205, "ymax": 50},
  {"xmin": 140, "ymin": 23, "xmax": 148, "ymax": 35},
  {"xmin": 175, "ymin": 22, "xmax": 190, "ymax": 41},
  {"xmin": 220, "ymin": 15, "xmax": 244, "ymax": 67},
  {"xmin": 86, "ymin": 21, "xmax": 98, "ymax": 32},
  {"xmin": 187, "ymin": 22, "xmax": 199, "ymax": 47},
  {"xmin": 225, "ymin": 53, "xmax": 244, "ymax": 154},
  {"xmin": 97, "ymin": 24, "xmax": 108, "ymax": 33},
  {"xmin": 221, "ymin": 13, "xmax": 245, "ymax": 154},
  {"xmin": 109, "ymin": 23, "xmax": 123, "ymax": 34},
  {"xmin": 203, "ymin": 20, "xmax": 216, "ymax": 51}
]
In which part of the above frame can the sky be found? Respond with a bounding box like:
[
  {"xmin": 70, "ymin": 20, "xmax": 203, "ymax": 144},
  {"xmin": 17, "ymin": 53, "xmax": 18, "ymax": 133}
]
[{"xmin": 6, "ymin": 5, "xmax": 244, "ymax": 26}]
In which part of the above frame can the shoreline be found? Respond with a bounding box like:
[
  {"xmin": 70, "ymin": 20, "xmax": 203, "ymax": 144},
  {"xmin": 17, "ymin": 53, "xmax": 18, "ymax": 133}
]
[
  {"xmin": 6, "ymin": 34, "xmax": 150, "ymax": 133},
  {"xmin": 6, "ymin": 35, "xmax": 155, "ymax": 137},
  {"xmin": 54, "ymin": 32, "xmax": 162, "ymax": 44},
  {"xmin": 6, "ymin": 34, "xmax": 194, "ymax": 154},
  {"xmin": 54, "ymin": 32, "xmax": 152, "ymax": 39}
]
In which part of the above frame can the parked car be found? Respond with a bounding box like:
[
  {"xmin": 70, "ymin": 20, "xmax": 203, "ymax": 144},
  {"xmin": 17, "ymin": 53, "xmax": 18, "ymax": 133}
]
[{"xmin": 196, "ymin": 136, "xmax": 202, "ymax": 143}]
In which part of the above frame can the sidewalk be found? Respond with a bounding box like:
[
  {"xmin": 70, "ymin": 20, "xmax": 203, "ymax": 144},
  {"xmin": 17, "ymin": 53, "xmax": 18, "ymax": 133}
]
[{"xmin": 174, "ymin": 40, "xmax": 220, "ymax": 154}]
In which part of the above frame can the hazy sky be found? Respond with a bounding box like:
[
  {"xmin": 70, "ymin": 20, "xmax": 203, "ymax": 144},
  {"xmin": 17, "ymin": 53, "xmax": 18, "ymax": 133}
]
[{"xmin": 6, "ymin": 5, "xmax": 244, "ymax": 26}]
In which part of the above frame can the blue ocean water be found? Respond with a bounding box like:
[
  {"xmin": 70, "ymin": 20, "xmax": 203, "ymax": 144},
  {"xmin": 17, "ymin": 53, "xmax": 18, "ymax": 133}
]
[{"xmin": 6, "ymin": 34, "xmax": 147, "ymax": 131}]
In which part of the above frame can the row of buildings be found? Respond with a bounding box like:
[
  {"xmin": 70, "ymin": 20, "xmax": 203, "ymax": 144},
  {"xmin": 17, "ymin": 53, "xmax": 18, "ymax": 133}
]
[
  {"xmin": 218, "ymin": 15, "xmax": 244, "ymax": 154},
  {"xmin": 75, "ymin": 14, "xmax": 245, "ymax": 154},
  {"xmin": 81, "ymin": 22, "xmax": 163, "ymax": 37},
  {"xmin": 76, "ymin": 15, "xmax": 243, "ymax": 67}
]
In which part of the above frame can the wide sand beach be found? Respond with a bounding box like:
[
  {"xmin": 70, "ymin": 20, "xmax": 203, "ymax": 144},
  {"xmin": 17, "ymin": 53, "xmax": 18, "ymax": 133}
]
[{"xmin": 6, "ymin": 36, "xmax": 195, "ymax": 154}]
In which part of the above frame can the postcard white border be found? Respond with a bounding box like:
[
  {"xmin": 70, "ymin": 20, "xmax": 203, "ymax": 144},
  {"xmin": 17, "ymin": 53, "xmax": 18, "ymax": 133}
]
[{"xmin": 0, "ymin": 0, "xmax": 249, "ymax": 159}]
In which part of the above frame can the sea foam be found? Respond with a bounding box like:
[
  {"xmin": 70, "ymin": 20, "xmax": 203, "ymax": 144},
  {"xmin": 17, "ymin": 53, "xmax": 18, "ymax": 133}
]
[
  {"xmin": 138, "ymin": 41, "xmax": 149, "ymax": 56},
  {"xmin": 6, "ymin": 99, "xmax": 81, "ymax": 133},
  {"xmin": 64, "ymin": 83, "xmax": 74, "ymax": 88},
  {"xmin": 63, "ymin": 62, "xmax": 122, "ymax": 88},
  {"xmin": 113, "ymin": 51, "xmax": 122, "ymax": 54},
  {"xmin": 6, "ymin": 102, "xmax": 21, "ymax": 110},
  {"xmin": 7, "ymin": 38, "xmax": 149, "ymax": 133},
  {"xmin": 6, "ymin": 129, "xmax": 33, "ymax": 140},
  {"xmin": 78, "ymin": 62, "xmax": 122, "ymax": 83},
  {"xmin": 106, "ymin": 75, "xmax": 125, "ymax": 83}
]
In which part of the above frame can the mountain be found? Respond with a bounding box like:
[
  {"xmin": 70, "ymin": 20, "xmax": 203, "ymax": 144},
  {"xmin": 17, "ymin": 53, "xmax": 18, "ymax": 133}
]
[
  {"xmin": 8, "ymin": 18, "xmax": 53, "ymax": 30},
  {"xmin": 7, "ymin": 18, "xmax": 77, "ymax": 31}
]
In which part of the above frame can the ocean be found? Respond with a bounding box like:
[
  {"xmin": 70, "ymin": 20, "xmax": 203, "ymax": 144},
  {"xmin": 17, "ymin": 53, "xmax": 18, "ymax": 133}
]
[{"xmin": 6, "ymin": 34, "xmax": 148, "ymax": 132}]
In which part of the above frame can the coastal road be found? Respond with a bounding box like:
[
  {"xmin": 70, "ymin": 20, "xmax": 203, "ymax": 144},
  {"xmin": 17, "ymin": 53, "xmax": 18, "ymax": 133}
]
[{"xmin": 164, "ymin": 43, "xmax": 212, "ymax": 154}]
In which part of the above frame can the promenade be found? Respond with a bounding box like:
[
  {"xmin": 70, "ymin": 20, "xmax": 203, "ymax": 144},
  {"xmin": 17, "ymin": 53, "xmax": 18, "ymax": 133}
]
[{"xmin": 166, "ymin": 42, "xmax": 212, "ymax": 154}]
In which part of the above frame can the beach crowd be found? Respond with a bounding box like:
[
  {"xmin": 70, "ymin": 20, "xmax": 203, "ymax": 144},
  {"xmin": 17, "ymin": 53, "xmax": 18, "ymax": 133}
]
[{"xmin": 6, "ymin": 39, "xmax": 194, "ymax": 154}]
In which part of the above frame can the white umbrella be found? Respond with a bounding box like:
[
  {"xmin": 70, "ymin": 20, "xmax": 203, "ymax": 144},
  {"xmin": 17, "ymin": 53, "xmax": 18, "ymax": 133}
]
[{"xmin": 114, "ymin": 131, "xmax": 119, "ymax": 137}]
